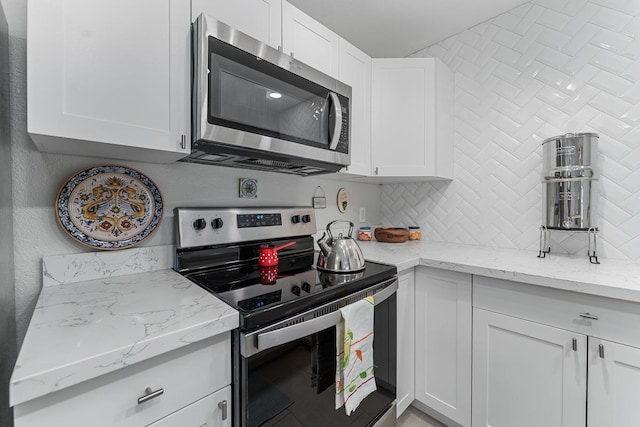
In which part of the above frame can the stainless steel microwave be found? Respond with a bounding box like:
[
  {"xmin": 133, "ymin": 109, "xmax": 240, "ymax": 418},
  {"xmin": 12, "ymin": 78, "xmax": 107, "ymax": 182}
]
[{"xmin": 186, "ymin": 14, "xmax": 351, "ymax": 176}]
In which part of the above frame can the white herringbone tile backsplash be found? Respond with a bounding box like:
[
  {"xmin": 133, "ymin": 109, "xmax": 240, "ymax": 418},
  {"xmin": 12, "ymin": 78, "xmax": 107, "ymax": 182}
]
[{"xmin": 382, "ymin": 0, "xmax": 640, "ymax": 261}]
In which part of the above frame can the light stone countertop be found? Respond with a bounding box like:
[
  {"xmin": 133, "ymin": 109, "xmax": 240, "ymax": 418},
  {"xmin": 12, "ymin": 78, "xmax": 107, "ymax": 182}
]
[
  {"xmin": 358, "ymin": 240, "xmax": 640, "ymax": 303},
  {"xmin": 12, "ymin": 241, "xmax": 640, "ymax": 408},
  {"xmin": 10, "ymin": 247, "xmax": 238, "ymax": 407}
]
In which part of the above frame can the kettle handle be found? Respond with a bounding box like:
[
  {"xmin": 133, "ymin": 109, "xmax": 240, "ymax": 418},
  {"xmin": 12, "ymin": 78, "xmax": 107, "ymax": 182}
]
[{"xmin": 326, "ymin": 220, "xmax": 355, "ymax": 239}]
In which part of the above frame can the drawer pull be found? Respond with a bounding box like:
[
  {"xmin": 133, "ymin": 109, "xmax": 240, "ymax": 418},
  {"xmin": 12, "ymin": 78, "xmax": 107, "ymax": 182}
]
[
  {"xmin": 579, "ymin": 312, "xmax": 599, "ymax": 320},
  {"xmin": 137, "ymin": 387, "xmax": 164, "ymax": 404},
  {"xmin": 218, "ymin": 400, "xmax": 228, "ymax": 420},
  {"xmin": 599, "ymin": 344, "xmax": 605, "ymax": 358},
  {"xmin": 572, "ymin": 338, "xmax": 577, "ymax": 351}
]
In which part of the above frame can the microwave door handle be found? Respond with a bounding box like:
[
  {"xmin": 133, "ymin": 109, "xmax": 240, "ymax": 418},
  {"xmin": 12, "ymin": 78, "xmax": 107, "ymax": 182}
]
[{"xmin": 328, "ymin": 92, "xmax": 342, "ymax": 150}]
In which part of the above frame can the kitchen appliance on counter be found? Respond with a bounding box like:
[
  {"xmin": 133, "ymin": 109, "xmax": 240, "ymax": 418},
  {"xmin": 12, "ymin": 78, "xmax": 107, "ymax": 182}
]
[
  {"xmin": 316, "ymin": 220, "xmax": 366, "ymax": 272},
  {"xmin": 186, "ymin": 14, "xmax": 351, "ymax": 176},
  {"xmin": 538, "ymin": 132, "xmax": 600, "ymax": 263},
  {"xmin": 174, "ymin": 207, "xmax": 398, "ymax": 427}
]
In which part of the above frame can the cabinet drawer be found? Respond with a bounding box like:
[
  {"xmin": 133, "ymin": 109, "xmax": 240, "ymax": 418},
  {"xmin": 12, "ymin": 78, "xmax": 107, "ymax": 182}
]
[
  {"xmin": 149, "ymin": 385, "xmax": 231, "ymax": 427},
  {"xmin": 473, "ymin": 276, "xmax": 640, "ymax": 348},
  {"xmin": 14, "ymin": 333, "xmax": 231, "ymax": 427}
]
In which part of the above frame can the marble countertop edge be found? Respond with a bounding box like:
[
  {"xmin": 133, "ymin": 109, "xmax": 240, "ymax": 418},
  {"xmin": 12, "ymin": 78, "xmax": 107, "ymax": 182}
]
[{"xmin": 10, "ymin": 310, "xmax": 238, "ymax": 406}]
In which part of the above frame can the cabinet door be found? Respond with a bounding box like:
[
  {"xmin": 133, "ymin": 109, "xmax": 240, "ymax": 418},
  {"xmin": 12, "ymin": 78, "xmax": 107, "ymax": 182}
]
[
  {"xmin": 414, "ymin": 268, "xmax": 471, "ymax": 426},
  {"xmin": 473, "ymin": 309, "xmax": 587, "ymax": 427},
  {"xmin": 191, "ymin": 0, "xmax": 281, "ymax": 48},
  {"xmin": 396, "ymin": 269, "xmax": 415, "ymax": 417},
  {"xmin": 27, "ymin": 0, "xmax": 190, "ymax": 163},
  {"xmin": 588, "ymin": 338, "xmax": 640, "ymax": 427},
  {"xmin": 149, "ymin": 386, "xmax": 231, "ymax": 427},
  {"xmin": 338, "ymin": 38, "xmax": 371, "ymax": 177},
  {"xmin": 371, "ymin": 58, "xmax": 453, "ymax": 180},
  {"xmin": 282, "ymin": 1, "xmax": 339, "ymax": 78}
]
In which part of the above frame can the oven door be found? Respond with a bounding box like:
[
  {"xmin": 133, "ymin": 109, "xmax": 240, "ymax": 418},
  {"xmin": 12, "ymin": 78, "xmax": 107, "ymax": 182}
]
[{"xmin": 234, "ymin": 279, "xmax": 397, "ymax": 427}]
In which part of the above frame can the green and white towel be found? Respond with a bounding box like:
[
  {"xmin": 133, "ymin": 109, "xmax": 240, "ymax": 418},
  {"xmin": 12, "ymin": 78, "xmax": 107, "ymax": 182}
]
[{"xmin": 335, "ymin": 295, "xmax": 376, "ymax": 415}]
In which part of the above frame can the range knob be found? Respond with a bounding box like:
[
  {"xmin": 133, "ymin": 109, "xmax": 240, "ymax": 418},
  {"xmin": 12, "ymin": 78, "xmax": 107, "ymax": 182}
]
[
  {"xmin": 211, "ymin": 218, "xmax": 224, "ymax": 229},
  {"xmin": 291, "ymin": 215, "xmax": 301, "ymax": 224},
  {"xmin": 301, "ymin": 282, "xmax": 311, "ymax": 293},
  {"xmin": 193, "ymin": 218, "xmax": 207, "ymax": 231},
  {"xmin": 301, "ymin": 214, "xmax": 311, "ymax": 223},
  {"xmin": 291, "ymin": 285, "xmax": 301, "ymax": 296}
]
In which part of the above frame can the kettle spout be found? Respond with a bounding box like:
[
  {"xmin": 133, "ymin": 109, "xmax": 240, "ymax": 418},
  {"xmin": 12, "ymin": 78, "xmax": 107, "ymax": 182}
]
[{"xmin": 317, "ymin": 232, "xmax": 330, "ymax": 256}]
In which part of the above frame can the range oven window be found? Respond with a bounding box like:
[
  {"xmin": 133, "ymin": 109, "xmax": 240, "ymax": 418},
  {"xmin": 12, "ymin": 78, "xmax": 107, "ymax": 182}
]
[
  {"xmin": 236, "ymin": 293, "xmax": 397, "ymax": 427},
  {"xmin": 207, "ymin": 36, "xmax": 349, "ymax": 154}
]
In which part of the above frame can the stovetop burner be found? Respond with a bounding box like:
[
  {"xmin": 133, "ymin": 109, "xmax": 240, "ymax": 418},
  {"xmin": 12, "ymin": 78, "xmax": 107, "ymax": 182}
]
[{"xmin": 185, "ymin": 259, "xmax": 394, "ymax": 330}]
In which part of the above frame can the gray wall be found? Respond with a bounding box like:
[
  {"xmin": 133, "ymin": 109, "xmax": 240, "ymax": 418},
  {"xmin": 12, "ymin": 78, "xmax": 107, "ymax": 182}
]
[
  {"xmin": 1, "ymin": 0, "xmax": 382, "ymax": 389},
  {"xmin": 0, "ymin": 1, "xmax": 15, "ymax": 425}
]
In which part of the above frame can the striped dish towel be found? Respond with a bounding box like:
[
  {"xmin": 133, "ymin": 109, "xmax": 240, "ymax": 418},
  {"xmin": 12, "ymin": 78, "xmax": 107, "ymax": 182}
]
[{"xmin": 335, "ymin": 296, "xmax": 376, "ymax": 415}]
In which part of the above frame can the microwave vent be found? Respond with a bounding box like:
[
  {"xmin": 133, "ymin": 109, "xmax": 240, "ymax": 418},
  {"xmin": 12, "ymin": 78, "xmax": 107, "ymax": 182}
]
[{"xmin": 238, "ymin": 158, "xmax": 298, "ymax": 169}]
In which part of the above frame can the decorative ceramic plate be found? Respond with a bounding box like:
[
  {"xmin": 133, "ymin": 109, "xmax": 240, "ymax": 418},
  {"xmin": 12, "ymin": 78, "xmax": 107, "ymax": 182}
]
[{"xmin": 55, "ymin": 165, "xmax": 163, "ymax": 250}]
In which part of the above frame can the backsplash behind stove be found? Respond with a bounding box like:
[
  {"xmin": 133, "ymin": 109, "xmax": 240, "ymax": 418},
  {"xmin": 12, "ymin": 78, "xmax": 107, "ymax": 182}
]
[{"xmin": 382, "ymin": 0, "xmax": 640, "ymax": 261}]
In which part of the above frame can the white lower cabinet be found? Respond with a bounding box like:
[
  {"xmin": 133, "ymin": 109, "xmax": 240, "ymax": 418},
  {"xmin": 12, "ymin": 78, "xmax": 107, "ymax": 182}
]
[
  {"xmin": 473, "ymin": 275, "xmax": 640, "ymax": 427},
  {"xmin": 588, "ymin": 338, "xmax": 640, "ymax": 427},
  {"xmin": 472, "ymin": 308, "xmax": 587, "ymax": 427},
  {"xmin": 149, "ymin": 385, "xmax": 231, "ymax": 427},
  {"xmin": 396, "ymin": 269, "xmax": 415, "ymax": 417},
  {"xmin": 14, "ymin": 334, "xmax": 231, "ymax": 427},
  {"xmin": 414, "ymin": 267, "xmax": 471, "ymax": 426}
]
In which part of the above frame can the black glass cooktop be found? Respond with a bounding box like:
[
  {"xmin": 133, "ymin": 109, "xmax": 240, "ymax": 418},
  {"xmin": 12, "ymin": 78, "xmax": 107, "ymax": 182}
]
[{"xmin": 185, "ymin": 259, "xmax": 396, "ymax": 331}]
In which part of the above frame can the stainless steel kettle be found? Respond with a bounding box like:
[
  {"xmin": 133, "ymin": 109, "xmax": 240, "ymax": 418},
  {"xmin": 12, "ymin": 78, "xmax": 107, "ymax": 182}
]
[{"xmin": 316, "ymin": 220, "xmax": 366, "ymax": 272}]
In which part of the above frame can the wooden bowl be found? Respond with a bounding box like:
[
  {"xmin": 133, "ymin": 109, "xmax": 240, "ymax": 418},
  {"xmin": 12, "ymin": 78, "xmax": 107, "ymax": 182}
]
[{"xmin": 374, "ymin": 227, "xmax": 410, "ymax": 243}]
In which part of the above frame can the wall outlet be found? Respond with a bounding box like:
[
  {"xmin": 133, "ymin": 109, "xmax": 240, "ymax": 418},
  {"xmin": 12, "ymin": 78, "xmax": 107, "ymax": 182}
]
[{"xmin": 359, "ymin": 207, "xmax": 366, "ymax": 223}]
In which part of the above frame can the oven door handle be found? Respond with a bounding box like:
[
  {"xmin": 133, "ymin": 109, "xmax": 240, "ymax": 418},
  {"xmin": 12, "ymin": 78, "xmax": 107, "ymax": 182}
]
[{"xmin": 242, "ymin": 281, "xmax": 398, "ymax": 357}]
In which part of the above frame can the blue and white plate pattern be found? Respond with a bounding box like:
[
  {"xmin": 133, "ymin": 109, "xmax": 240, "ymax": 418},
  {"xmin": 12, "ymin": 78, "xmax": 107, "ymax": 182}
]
[{"xmin": 55, "ymin": 165, "xmax": 163, "ymax": 250}]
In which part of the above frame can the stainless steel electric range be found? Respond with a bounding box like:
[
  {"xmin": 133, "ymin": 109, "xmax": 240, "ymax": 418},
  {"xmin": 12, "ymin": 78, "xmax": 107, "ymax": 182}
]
[{"xmin": 174, "ymin": 207, "xmax": 398, "ymax": 427}]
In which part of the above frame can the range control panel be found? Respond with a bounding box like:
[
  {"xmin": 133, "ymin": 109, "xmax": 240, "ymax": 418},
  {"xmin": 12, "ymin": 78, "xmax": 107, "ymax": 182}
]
[
  {"xmin": 175, "ymin": 207, "xmax": 317, "ymax": 249},
  {"xmin": 237, "ymin": 213, "xmax": 283, "ymax": 228}
]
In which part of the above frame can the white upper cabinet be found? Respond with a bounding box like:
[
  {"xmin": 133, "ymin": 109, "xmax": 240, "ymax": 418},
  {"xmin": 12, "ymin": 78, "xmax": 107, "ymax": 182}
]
[
  {"xmin": 191, "ymin": 0, "xmax": 282, "ymax": 48},
  {"xmin": 282, "ymin": 1, "xmax": 340, "ymax": 78},
  {"xmin": 27, "ymin": 0, "xmax": 191, "ymax": 163},
  {"xmin": 371, "ymin": 58, "xmax": 454, "ymax": 181},
  {"xmin": 338, "ymin": 39, "xmax": 371, "ymax": 177}
]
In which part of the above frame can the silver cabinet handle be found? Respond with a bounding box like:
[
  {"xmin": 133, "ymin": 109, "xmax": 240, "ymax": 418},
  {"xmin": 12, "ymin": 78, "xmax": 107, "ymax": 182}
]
[
  {"xmin": 579, "ymin": 312, "xmax": 598, "ymax": 320},
  {"xmin": 180, "ymin": 134, "xmax": 187, "ymax": 150},
  {"xmin": 327, "ymin": 92, "xmax": 342, "ymax": 150},
  {"xmin": 137, "ymin": 387, "xmax": 164, "ymax": 404},
  {"xmin": 599, "ymin": 344, "xmax": 605, "ymax": 358},
  {"xmin": 572, "ymin": 338, "xmax": 577, "ymax": 351},
  {"xmin": 218, "ymin": 400, "xmax": 228, "ymax": 420}
]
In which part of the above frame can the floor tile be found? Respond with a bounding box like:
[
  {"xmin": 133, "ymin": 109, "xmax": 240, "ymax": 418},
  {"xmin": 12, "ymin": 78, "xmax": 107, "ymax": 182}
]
[{"xmin": 397, "ymin": 406, "xmax": 447, "ymax": 427}]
